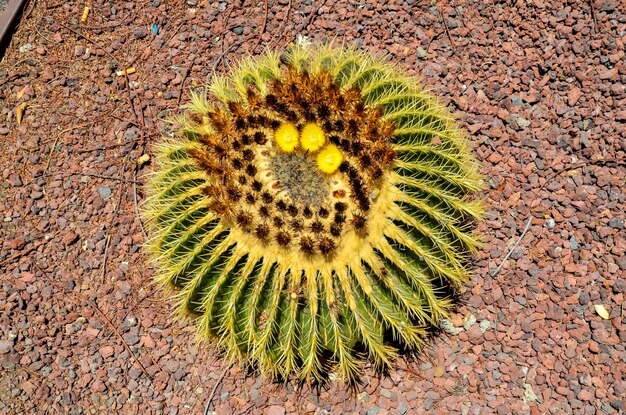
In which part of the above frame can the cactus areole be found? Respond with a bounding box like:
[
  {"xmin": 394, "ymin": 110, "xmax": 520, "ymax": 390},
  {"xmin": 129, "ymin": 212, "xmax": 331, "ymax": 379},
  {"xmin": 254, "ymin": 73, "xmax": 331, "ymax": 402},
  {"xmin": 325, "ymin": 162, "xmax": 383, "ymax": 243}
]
[{"xmin": 142, "ymin": 44, "xmax": 483, "ymax": 383}]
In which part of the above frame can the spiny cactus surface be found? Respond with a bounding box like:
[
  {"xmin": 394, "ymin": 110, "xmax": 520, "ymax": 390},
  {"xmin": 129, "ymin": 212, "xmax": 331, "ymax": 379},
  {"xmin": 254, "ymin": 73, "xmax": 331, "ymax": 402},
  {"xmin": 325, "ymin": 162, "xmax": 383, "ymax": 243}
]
[{"xmin": 142, "ymin": 44, "xmax": 483, "ymax": 383}]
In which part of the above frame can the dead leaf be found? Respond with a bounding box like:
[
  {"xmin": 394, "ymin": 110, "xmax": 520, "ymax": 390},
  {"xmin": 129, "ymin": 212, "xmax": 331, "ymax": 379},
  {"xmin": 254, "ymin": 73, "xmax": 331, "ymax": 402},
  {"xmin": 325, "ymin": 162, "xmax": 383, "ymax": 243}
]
[
  {"xmin": 594, "ymin": 304, "xmax": 610, "ymax": 320},
  {"xmin": 137, "ymin": 153, "xmax": 150, "ymax": 166},
  {"xmin": 16, "ymin": 85, "xmax": 30, "ymax": 100},
  {"xmin": 116, "ymin": 67, "xmax": 136, "ymax": 76},
  {"xmin": 81, "ymin": 7, "xmax": 90, "ymax": 22},
  {"xmin": 16, "ymin": 103, "xmax": 28, "ymax": 125}
]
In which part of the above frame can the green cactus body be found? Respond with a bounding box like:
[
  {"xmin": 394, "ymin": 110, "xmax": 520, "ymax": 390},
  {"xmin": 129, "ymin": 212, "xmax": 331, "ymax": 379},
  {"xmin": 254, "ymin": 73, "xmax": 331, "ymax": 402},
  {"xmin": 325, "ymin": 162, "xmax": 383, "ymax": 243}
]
[{"xmin": 142, "ymin": 43, "xmax": 483, "ymax": 383}]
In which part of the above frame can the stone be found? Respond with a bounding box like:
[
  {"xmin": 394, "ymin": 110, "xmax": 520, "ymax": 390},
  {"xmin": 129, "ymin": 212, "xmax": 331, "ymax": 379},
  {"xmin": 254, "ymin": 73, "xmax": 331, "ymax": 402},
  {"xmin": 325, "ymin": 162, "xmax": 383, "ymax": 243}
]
[
  {"xmin": 122, "ymin": 333, "xmax": 140, "ymax": 346},
  {"xmin": 8, "ymin": 174, "xmax": 22, "ymax": 186},
  {"xmin": 264, "ymin": 405, "xmax": 285, "ymax": 415},
  {"xmin": 440, "ymin": 319, "xmax": 463, "ymax": 335},
  {"xmin": 133, "ymin": 27, "xmax": 148, "ymax": 39},
  {"xmin": 613, "ymin": 279, "xmax": 626, "ymax": 294},
  {"xmin": 163, "ymin": 359, "xmax": 180, "ymax": 373},
  {"xmin": 516, "ymin": 117, "xmax": 531, "ymax": 129},
  {"xmin": 610, "ymin": 400, "xmax": 624, "ymax": 411},
  {"xmin": 567, "ymin": 88, "xmax": 583, "ymax": 106},
  {"xmin": 124, "ymin": 128, "xmax": 138, "ymax": 140},
  {"xmin": 62, "ymin": 231, "xmax": 79, "ymax": 246},
  {"xmin": 506, "ymin": 113, "xmax": 531, "ymax": 130},
  {"xmin": 578, "ymin": 291, "xmax": 590, "ymax": 305},
  {"xmin": 617, "ymin": 256, "xmax": 626, "ymax": 270},
  {"xmin": 397, "ymin": 399, "xmax": 410, "ymax": 415},
  {"xmin": 511, "ymin": 95, "xmax": 523, "ymax": 107},
  {"xmin": 599, "ymin": 0, "xmax": 616, "ymax": 11},
  {"xmin": 141, "ymin": 334, "xmax": 155, "ymax": 348},
  {"xmin": 464, "ymin": 313, "xmax": 477, "ymax": 330},
  {"xmin": 173, "ymin": 368, "xmax": 186, "ymax": 381},
  {"xmin": 479, "ymin": 320, "xmax": 492, "ymax": 333},
  {"xmin": 99, "ymin": 346, "xmax": 114, "ymax": 358},
  {"xmin": 19, "ymin": 43, "xmax": 33, "ymax": 53},
  {"xmin": 98, "ymin": 187, "xmax": 112, "ymax": 199},
  {"xmin": 577, "ymin": 389, "xmax": 593, "ymax": 401},
  {"xmin": 0, "ymin": 340, "xmax": 13, "ymax": 354}
]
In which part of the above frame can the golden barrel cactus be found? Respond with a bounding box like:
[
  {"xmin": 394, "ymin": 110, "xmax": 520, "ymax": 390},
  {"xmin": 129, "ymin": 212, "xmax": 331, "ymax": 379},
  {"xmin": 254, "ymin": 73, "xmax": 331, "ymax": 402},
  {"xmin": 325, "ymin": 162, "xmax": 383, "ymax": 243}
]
[{"xmin": 142, "ymin": 43, "xmax": 483, "ymax": 383}]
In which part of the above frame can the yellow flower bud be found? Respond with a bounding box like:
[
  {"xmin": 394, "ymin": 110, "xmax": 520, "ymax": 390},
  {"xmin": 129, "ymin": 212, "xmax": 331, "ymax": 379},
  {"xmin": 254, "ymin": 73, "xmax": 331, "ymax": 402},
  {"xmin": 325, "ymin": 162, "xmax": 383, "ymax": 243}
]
[
  {"xmin": 316, "ymin": 144, "xmax": 343, "ymax": 174},
  {"xmin": 274, "ymin": 122, "xmax": 299, "ymax": 152},
  {"xmin": 301, "ymin": 123, "xmax": 325, "ymax": 152}
]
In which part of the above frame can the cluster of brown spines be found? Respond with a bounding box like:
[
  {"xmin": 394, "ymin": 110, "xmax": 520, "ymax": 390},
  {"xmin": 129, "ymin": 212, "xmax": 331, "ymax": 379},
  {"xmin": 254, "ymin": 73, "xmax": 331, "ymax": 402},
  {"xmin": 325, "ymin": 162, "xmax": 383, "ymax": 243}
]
[{"xmin": 188, "ymin": 66, "xmax": 396, "ymax": 256}]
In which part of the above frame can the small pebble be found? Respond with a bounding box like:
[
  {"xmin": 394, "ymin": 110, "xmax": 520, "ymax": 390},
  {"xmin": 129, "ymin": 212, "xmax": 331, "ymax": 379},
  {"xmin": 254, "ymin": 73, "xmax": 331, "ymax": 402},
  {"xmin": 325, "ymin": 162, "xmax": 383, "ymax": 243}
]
[
  {"xmin": 133, "ymin": 27, "xmax": 148, "ymax": 39},
  {"xmin": 479, "ymin": 320, "xmax": 492, "ymax": 333},
  {"xmin": 608, "ymin": 217, "xmax": 624, "ymax": 229},
  {"xmin": 19, "ymin": 43, "xmax": 33, "ymax": 53},
  {"xmin": 98, "ymin": 187, "xmax": 112, "ymax": 199},
  {"xmin": 464, "ymin": 313, "xmax": 477, "ymax": 330}
]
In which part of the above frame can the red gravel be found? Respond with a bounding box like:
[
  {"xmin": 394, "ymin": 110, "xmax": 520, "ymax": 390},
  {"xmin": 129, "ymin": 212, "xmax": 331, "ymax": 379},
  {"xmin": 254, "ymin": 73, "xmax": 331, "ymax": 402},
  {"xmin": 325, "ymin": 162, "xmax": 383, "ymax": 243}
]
[{"xmin": 1, "ymin": 1, "xmax": 625, "ymax": 414}]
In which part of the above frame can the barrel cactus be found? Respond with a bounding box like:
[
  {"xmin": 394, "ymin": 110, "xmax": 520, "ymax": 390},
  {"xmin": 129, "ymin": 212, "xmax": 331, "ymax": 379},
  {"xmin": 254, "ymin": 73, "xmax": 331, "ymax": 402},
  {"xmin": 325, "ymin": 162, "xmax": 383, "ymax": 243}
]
[{"xmin": 142, "ymin": 43, "xmax": 483, "ymax": 383}]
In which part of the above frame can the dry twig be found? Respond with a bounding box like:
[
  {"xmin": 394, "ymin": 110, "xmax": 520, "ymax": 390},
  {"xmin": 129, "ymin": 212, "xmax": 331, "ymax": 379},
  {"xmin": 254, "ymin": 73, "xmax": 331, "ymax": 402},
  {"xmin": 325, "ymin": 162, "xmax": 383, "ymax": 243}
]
[
  {"xmin": 268, "ymin": 0, "xmax": 292, "ymax": 48},
  {"xmin": 176, "ymin": 52, "xmax": 197, "ymax": 106},
  {"xmin": 40, "ymin": 171, "xmax": 142, "ymax": 184},
  {"xmin": 437, "ymin": 4, "xmax": 455, "ymax": 53},
  {"xmin": 76, "ymin": 140, "xmax": 136, "ymax": 153},
  {"xmin": 426, "ymin": 31, "xmax": 443, "ymax": 53},
  {"xmin": 211, "ymin": 43, "xmax": 236, "ymax": 79},
  {"xmin": 0, "ymin": 230, "xmax": 62, "ymax": 268},
  {"xmin": 44, "ymin": 124, "xmax": 87, "ymax": 173},
  {"xmin": 101, "ymin": 234, "xmax": 111, "ymax": 282},
  {"xmin": 294, "ymin": 0, "xmax": 327, "ymax": 39},
  {"xmin": 490, "ymin": 216, "xmax": 532, "ymax": 278},
  {"xmin": 589, "ymin": 0, "xmax": 598, "ymax": 33},
  {"xmin": 133, "ymin": 168, "xmax": 147, "ymax": 238},
  {"xmin": 203, "ymin": 362, "xmax": 234, "ymax": 415},
  {"xmin": 249, "ymin": 0, "xmax": 269, "ymax": 53}
]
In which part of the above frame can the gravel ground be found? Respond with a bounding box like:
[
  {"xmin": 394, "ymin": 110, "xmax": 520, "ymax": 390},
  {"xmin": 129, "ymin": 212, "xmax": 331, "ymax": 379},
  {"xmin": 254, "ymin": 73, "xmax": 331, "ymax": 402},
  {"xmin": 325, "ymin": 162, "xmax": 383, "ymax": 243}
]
[{"xmin": 1, "ymin": 1, "xmax": 625, "ymax": 414}]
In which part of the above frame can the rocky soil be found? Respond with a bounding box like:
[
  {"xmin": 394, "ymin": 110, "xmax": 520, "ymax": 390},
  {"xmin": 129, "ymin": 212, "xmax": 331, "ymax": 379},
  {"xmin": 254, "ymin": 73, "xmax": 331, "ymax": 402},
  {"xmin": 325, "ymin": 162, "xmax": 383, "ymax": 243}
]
[{"xmin": 1, "ymin": 0, "xmax": 625, "ymax": 414}]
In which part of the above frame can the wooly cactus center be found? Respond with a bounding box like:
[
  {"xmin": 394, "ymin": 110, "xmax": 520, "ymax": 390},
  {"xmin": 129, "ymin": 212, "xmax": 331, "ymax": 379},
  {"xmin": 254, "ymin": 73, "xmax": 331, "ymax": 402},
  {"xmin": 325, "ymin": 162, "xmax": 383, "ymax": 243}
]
[{"xmin": 142, "ymin": 43, "xmax": 483, "ymax": 383}]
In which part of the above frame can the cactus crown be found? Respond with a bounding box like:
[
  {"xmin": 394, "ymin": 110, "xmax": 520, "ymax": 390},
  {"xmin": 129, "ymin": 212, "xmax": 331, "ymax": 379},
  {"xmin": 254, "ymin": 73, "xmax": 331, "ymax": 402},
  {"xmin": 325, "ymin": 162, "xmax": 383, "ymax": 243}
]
[{"xmin": 142, "ymin": 43, "xmax": 483, "ymax": 383}]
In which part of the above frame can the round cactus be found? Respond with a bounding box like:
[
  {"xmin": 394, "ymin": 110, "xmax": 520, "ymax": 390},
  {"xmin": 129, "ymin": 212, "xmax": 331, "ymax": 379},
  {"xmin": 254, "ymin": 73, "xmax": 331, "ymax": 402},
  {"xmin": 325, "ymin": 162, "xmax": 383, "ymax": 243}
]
[{"xmin": 142, "ymin": 43, "xmax": 483, "ymax": 383}]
